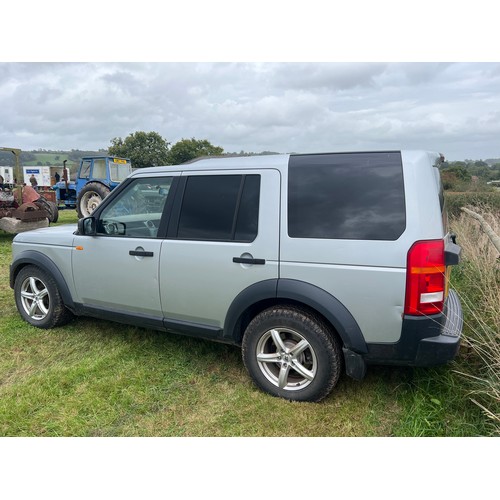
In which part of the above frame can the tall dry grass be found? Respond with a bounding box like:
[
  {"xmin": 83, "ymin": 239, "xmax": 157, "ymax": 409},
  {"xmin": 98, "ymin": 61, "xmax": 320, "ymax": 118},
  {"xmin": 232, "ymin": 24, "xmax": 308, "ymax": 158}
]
[{"xmin": 450, "ymin": 206, "xmax": 500, "ymax": 434}]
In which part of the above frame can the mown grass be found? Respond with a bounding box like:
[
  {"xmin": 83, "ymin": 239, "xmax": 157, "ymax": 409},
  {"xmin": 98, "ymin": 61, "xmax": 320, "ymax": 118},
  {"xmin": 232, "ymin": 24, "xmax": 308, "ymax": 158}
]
[{"xmin": 0, "ymin": 210, "xmax": 491, "ymax": 436}]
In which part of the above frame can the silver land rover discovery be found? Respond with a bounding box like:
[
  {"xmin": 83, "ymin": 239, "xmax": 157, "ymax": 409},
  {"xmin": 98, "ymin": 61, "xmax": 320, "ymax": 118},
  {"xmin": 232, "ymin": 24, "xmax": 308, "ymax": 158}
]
[{"xmin": 10, "ymin": 150, "xmax": 463, "ymax": 402}]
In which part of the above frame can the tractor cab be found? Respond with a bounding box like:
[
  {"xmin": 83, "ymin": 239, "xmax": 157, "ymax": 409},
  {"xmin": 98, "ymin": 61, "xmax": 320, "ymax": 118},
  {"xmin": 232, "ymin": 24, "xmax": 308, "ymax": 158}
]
[{"xmin": 54, "ymin": 156, "xmax": 132, "ymax": 218}]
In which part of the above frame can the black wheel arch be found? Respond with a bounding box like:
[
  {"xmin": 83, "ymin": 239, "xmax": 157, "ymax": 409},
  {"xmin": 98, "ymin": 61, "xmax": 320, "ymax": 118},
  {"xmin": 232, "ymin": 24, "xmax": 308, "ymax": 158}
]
[
  {"xmin": 224, "ymin": 278, "xmax": 367, "ymax": 354},
  {"xmin": 10, "ymin": 250, "xmax": 75, "ymax": 310}
]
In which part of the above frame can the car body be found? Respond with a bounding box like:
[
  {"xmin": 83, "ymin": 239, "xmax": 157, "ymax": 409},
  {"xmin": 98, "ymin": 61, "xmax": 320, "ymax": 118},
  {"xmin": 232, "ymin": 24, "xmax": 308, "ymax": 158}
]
[{"xmin": 10, "ymin": 150, "xmax": 463, "ymax": 402}]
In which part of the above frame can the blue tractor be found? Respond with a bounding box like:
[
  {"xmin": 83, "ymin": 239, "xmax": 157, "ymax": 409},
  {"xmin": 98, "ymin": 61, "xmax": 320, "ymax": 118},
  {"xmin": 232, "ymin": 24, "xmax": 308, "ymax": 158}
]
[{"xmin": 53, "ymin": 156, "xmax": 132, "ymax": 218}]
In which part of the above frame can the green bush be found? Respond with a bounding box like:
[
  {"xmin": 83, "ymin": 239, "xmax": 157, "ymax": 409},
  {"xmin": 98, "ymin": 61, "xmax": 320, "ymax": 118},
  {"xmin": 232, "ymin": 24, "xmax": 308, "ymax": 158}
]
[{"xmin": 445, "ymin": 191, "xmax": 500, "ymax": 217}]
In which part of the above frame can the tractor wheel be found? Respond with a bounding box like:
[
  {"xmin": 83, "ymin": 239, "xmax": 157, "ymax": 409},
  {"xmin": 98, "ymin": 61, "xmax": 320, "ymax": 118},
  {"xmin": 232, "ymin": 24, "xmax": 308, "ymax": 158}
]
[
  {"xmin": 36, "ymin": 197, "xmax": 59, "ymax": 223},
  {"xmin": 77, "ymin": 183, "xmax": 110, "ymax": 218}
]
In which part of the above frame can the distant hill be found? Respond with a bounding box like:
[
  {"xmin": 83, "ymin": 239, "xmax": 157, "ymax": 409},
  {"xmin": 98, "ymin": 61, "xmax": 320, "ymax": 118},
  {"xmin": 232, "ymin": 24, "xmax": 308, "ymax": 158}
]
[
  {"xmin": 485, "ymin": 158, "xmax": 500, "ymax": 166},
  {"xmin": 22, "ymin": 152, "xmax": 72, "ymax": 167},
  {"xmin": 22, "ymin": 150, "xmax": 106, "ymax": 168}
]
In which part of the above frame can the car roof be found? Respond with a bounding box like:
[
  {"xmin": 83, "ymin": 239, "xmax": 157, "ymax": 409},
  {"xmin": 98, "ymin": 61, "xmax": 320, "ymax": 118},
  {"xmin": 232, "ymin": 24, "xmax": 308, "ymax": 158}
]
[
  {"xmin": 133, "ymin": 153, "xmax": 291, "ymax": 176},
  {"xmin": 130, "ymin": 150, "xmax": 441, "ymax": 177}
]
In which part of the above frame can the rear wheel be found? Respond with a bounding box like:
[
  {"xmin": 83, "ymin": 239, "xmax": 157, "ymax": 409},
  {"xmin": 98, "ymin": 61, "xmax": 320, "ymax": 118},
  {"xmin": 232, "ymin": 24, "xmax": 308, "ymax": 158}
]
[
  {"xmin": 77, "ymin": 182, "xmax": 110, "ymax": 218},
  {"xmin": 14, "ymin": 265, "xmax": 73, "ymax": 328},
  {"xmin": 242, "ymin": 306, "xmax": 343, "ymax": 402}
]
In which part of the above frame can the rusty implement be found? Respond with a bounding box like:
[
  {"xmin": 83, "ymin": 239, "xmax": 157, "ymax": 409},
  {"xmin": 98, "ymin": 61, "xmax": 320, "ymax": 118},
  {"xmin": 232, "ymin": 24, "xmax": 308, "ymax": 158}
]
[
  {"xmin": 0, "ymin": 202, "xmax": 50, "ymax": 234},
  {"xmin": 12, "ymin": 202, "xmax": 49, "ymax": 221}
]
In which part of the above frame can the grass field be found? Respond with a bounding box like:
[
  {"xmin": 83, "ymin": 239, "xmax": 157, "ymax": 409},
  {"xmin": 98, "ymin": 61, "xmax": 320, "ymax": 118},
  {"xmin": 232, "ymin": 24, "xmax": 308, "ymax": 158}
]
[{"xmin": 0, "ymin": 210, "xmax": 495, "ymax": 437}]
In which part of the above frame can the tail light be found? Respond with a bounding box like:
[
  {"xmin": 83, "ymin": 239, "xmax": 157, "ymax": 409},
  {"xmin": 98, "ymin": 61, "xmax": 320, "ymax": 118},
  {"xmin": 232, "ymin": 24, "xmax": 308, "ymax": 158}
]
[{"xmin": 404, "ymin": 240, "xmax": 445, "ymax": 316}]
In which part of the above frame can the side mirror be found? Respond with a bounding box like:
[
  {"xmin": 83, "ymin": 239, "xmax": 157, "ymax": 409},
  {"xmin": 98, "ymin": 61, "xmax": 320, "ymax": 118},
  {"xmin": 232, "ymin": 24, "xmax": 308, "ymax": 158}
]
[{"xmin": 77, "ymin": 216, "xmax": 96, "ymax": 235}]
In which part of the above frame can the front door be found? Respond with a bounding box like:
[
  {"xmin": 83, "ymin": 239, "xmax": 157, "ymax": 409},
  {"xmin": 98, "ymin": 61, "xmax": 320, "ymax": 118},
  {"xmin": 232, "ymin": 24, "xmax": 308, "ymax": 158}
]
[{"xmin": 72, "ymin": 176, "xmax": 176, "ymax": 321}]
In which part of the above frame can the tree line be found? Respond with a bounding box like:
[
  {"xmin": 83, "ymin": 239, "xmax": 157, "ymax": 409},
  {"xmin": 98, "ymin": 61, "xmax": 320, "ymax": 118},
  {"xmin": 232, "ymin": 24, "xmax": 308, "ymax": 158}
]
[
  {"xmin": 0, "ymin": 133, "xmax": 225, "ymax": 168},
  {"xmin": 3, "ymin": 136, "xmax": 500, "ymax": 187},
  {"xmin": 108, "ymin": 132, "xmax": 224, "ymax": 168},
  {"xmin": 439, "ymin": 159, "xmax": 500, "ymax": 190}
]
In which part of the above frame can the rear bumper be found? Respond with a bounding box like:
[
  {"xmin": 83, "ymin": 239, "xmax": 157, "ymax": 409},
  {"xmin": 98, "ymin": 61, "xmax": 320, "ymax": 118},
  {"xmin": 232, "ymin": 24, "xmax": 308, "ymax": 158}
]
[
  {"xmin": 364, "ymin": 290, "xmax": 463, "ymax": 367},
  {"xmin": 413, "ymin": 289, "xmax": 462, "ymax": 365}
]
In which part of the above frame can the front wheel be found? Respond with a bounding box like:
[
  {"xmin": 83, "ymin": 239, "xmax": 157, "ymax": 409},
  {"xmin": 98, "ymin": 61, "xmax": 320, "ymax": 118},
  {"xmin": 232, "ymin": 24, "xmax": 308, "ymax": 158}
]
[
  {"xmin": 77, "ymin": 182, "xmax": 110, "ymax": 218},
  {"xmin": 14, "ymin": 265, "xmax": 73, "ymax": 328},
  {"xmin": 242, "ymin": 306, "xmax": 343, "ymax": 402}
]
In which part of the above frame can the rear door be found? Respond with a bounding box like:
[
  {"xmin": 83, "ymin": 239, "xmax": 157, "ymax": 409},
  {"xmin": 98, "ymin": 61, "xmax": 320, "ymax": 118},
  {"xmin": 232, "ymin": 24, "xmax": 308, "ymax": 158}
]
[{"xmin": 159, "ymin": 169, "xmax": 281, "ymax": 332}]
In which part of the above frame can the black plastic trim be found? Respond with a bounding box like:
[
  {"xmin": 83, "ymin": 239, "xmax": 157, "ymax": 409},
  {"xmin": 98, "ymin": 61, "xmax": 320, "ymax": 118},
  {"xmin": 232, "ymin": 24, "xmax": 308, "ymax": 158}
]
[
  {"xmin": 163, "ymin": 318, "xmax": 223, "ymax": 341},
  {"xmin": 73, "ymin": 303, "xmax": 165, "ymax": 331},
  {"xmin": 445, "ymin": 241, "xmax": 461, "ymax": 266},
  {"xmin": 129, "ymin": 250, "xmax": 154, "ymax": 257},
  {"xmin": 157, "ymin": 176, "xmax": 180, "ymax": 238},
  {"xmin": 72, "ymin": 304, "xmax": 227, "ymax": 342},
  {"xmin": 342, "ymin": 348, "xmax": 367, "ymax": 380},
  {"xmin": 10, "ymin": 250, "xmax": 75, "ymax": 309},
  {"xmin": 232, "ymin": 257, "xmax": 265, "ymax": 265},
  {"xmin": 223, "ymin": 279, "xmax": 278, "ymax": 342},
  {"xmin": 223, "ymin": 278, "xmax": 368, "ymax": 354},
  {"xmin": 167, "ymin": 176, "xmax": 187, "ymax": 238},
  {"xmin": 277, "ymin": 279, "xmax": 368, "ymax": 354}
]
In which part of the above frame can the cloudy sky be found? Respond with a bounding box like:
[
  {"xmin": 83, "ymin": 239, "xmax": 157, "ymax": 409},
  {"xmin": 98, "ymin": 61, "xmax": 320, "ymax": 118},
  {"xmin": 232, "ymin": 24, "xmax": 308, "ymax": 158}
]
[
  {"xmin": 2, "ymin": 2, "xmax": 498, "ymax": 162},
  {"xmin": 1, "ymin": 62, "xmax": 499, "ymax": 161}
]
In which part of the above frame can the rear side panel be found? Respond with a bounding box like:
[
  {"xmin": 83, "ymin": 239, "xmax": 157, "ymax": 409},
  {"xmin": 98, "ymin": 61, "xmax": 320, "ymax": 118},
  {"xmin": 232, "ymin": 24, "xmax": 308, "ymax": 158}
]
[{"xmin": 280, "ymin": 150, "xmax": 446, "ymax": 344}]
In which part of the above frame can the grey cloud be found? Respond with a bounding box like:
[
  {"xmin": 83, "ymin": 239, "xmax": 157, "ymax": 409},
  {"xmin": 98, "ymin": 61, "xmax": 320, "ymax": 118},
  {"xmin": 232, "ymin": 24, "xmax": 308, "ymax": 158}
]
[
  {"xmin": 271, "ymin": 63, "xmax": 387, "ymax": 91},
  {"xmin": 0, "ymin": 62, "xmax": 499, "ymax": 160}
]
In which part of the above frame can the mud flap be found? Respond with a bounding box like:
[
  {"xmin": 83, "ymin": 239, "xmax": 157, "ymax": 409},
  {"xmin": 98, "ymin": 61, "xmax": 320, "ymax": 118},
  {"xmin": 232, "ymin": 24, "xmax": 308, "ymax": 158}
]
[{"xmin": 342, "ymin": 347, "xmax": 367, "ymax": 381}]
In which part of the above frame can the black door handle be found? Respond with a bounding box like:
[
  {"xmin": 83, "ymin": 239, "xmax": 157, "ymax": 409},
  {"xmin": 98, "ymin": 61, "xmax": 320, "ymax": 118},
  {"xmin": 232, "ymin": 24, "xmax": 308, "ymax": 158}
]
[
  {"xmin": 233, "ymin": 257, "xmax": 266, "ymax": 265},
  {"xmin": 129, "ymin": 250, "xmax": 154, "ymax": 257}
]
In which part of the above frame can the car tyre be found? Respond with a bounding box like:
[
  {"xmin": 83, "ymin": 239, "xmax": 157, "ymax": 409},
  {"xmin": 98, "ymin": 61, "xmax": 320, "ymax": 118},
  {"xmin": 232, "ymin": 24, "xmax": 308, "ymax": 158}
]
[
  {"xmin": 242, "ymin": 306, "xmax": 343, "ymax": 402},
  {"xmin": 14, "ymin": 265, "xmax": 73, "ymax": 329}
]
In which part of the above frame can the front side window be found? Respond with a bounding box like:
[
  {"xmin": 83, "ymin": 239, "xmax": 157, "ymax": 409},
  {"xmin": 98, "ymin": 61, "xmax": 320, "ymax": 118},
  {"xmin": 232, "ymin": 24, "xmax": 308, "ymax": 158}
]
[
  {"xmin": 177, "ymin": 174, "xmax": 260, "ymax": 241},
  {"xmin": 97, "ymin": 177, "xmax": 173, "ymax": 238},
  {"xmin": 288, "ymin": 152, "xmax": 406, "ymax": 240}
]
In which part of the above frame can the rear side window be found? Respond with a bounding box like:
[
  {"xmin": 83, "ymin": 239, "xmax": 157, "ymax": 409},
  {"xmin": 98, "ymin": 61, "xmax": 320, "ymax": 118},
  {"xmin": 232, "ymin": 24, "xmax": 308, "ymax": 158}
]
[
  {"xmin": 177, "ymin": 174, "xmax": 260, "ymax": 241},
  {"xmin": 288, "ymin": 152, "xmax": 406, "ymax": 240}
]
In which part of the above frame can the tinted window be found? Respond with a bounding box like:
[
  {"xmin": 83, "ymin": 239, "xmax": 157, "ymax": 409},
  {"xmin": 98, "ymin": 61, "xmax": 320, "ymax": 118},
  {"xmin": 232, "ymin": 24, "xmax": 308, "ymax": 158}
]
[
  {"xmin": 235, "ymin": 175, "xmax": 260, "ymax": 241},
  {"xmin": 288, "ymin": 152, "xmax": 406, "ymax": 240},
  {"xmin": 178, "ymin": 175, "xmax": 260, "ymax": 241}
]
